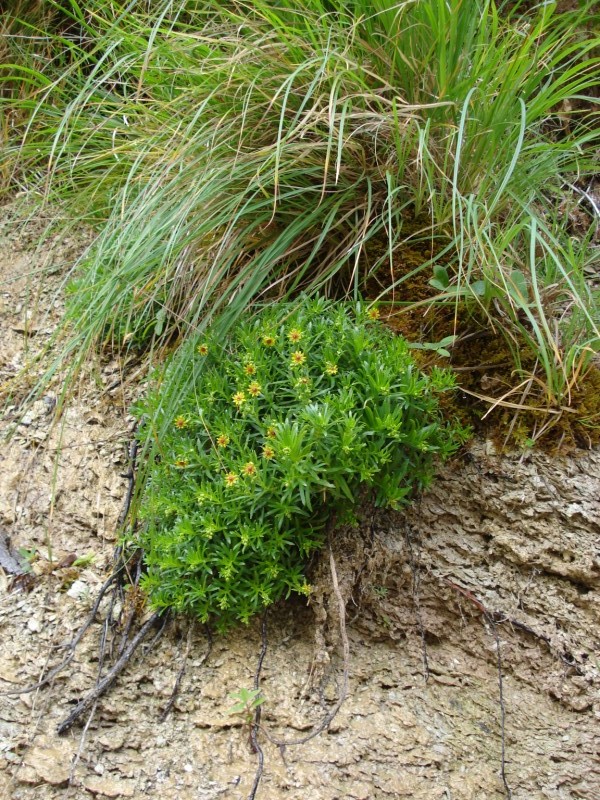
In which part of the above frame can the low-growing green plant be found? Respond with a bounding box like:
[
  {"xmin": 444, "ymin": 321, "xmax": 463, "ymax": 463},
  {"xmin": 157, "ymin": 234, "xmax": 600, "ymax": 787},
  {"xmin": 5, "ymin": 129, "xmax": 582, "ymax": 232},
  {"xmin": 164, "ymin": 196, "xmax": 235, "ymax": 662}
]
[
  {"xmin": 226, "ymin": 687, "xmax": 264, "ymax": 723},
  {"xmin": 135, "ymin": 298, "xmax": 468, "ymax": 628}
]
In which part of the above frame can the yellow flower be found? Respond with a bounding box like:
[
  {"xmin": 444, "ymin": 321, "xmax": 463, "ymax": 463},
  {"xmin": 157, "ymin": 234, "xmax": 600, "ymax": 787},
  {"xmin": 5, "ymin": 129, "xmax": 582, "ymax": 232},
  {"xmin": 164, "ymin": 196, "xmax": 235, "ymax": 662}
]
[
  {"xmin": 325, "ymin": 362, "xmax": 338, "ymax": 376},
  {"xmin": 224, "ymin": 472, "xmax": 239, "ymax": 487},
  {"xmin": 244, "ymin": 363, "xmax": 256, "ymax": 376},
  {"xmin": 297, "ymin": 376, "xmax": 310, "ymax": 386},
  {"xmin": 288, "ymin": 328, "xmax": 302, "ymax": 343},
  {"xmin": 174, "ymin": 457, "xmax": 189, "ymax": 468},
  {"xmin": 298, "ymin": 581, "xmax": 312, "ymax": 596},
  {"xmin": 291, "ymin": 350, "xmax": 306, "ymax": 367},
  {"xmin": 262, "ymin": 445, "xmax": 275, "ymax": 460},
  {"xmin": 248, "ymin": 381, "xmax": 261, "ymax": 397},
  {"xmin": 266, "ymin": 426, "xmax": 277, "ymax": 439},
  {"xmin": 232, "ymin": 391, "xmax": 246, "ymax": 408},
  {"xmin": 174, "ymin": 415, "xmax": 188, "ymax": 430},
  {"xmin": 197, "ymin": 343, "xmax": 209, "ymax": 356},
  {"xmin": 262, "ymin": 334, "xmax": 276, "ymax": 347},
  {"xmin": 367, "ymin": 306, "xmax": 380, "ymax": 320},
  {"xmin": 242, "ymin": 461, "xmax": 257, "ymax": 478},
  {"xmin": 216, "ymin": 434, "xmax": 230, "ymax": 448}
]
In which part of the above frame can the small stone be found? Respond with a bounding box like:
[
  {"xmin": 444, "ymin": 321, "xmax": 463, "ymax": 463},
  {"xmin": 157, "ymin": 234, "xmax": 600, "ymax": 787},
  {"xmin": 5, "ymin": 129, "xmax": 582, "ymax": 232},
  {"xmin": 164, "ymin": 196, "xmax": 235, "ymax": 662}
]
[
  {"xmin": 21, "ymin": 743, "xmax": 72, "ymax": 785},
  {"xmin": 98, "ymin": 730, "xmax": 126, "ymax": 751},
  {"xmin": 83, "ymin": 776, "xmax": 135, "ymax": 797},
  {"xmin": 66, "ymin": 580, "xmax": 88, "ymax": 600},
  {"xmin": 27, "ymin": 617, "xmax": 42, "ymax": 633}
]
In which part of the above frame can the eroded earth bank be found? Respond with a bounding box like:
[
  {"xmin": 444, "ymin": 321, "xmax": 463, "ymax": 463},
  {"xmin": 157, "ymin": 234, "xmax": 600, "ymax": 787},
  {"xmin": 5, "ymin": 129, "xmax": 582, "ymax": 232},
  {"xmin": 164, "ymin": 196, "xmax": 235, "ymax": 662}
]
[{"xmin": 1, "ymin": 202, "xmax": 599, "ymax": 799}]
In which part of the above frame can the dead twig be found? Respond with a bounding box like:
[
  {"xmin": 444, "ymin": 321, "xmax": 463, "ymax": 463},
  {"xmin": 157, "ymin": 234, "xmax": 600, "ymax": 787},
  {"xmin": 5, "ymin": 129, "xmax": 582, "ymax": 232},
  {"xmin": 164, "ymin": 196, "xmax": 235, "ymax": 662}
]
[
  {"xmin": 57, "ymin": 611, "xmax": 161, "ymax": 735},
  {"xmin": 247, "ymin": 613, "xmax": 268, "ymax": 800}
]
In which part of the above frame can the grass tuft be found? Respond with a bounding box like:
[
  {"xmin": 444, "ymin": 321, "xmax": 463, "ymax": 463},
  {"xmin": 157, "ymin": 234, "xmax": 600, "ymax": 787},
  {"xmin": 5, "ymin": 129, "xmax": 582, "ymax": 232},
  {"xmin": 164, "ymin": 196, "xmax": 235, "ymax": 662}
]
[{"xmin": 1, "ymin": 0, "xmax": 599, "ymax": 434}]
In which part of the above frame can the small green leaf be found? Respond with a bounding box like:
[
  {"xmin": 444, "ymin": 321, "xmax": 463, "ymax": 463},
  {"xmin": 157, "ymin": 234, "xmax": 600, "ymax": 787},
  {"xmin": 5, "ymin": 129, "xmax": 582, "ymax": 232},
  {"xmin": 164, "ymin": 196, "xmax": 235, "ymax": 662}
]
[
  {"xmin": 72, "ymin": 553, "xmax": 96, "ymax": 568},
  {"xmin": 508, "ymin": 270, "xmax": 529, "ymax": 304},
  {"xmin": 430, "ymin": 265, "xmax": 450, "ymax": 289},
  {"xmin": 154, "ymin": 308, "xmax": 166, "ymax": 337},
  {"xmin": 469, "ymin": 280, "xmax": 487, "ymax": 297}
]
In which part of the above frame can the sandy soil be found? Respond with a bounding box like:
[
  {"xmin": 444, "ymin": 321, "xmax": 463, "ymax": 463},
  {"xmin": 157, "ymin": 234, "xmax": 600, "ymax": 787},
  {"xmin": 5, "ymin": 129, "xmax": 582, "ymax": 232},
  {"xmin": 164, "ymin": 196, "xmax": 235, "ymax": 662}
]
[{"xmin": 1, "ymin": 200, "xmax": 599, "ymax": 800}]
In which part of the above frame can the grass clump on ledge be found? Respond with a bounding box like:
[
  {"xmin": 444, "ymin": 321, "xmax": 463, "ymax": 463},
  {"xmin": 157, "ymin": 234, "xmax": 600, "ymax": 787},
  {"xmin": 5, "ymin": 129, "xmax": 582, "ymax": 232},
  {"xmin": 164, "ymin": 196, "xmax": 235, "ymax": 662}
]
[
  {"xmin": 135, "ymin": 297, "xmax": 468, "ymax": 628},
  {"xmin": 1, "ymin": 0, "xmax": 598, "ymax": 431}
]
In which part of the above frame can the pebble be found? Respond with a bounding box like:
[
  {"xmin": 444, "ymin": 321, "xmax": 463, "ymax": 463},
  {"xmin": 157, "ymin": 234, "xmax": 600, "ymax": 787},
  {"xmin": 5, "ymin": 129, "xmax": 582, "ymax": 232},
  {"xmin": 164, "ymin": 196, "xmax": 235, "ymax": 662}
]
[
  {"xmin": 26, "ymin": 617, "xmax": 42, "ymax": 633},
  {"xmin": 83, "ymin": 775, "xmax": 136, "ymax": 797}
]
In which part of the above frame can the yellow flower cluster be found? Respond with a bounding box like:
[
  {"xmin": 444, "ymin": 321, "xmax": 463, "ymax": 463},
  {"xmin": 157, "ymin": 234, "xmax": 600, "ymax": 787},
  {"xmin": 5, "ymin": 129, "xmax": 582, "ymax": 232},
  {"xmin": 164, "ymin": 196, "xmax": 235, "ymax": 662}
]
[
  {"xmin": 232, "ymin": 391, "xmax": 246, "ymax": 407},
  {"xmin": 248, "ymin": 381, "xmax": 261, "ymax": 397}
]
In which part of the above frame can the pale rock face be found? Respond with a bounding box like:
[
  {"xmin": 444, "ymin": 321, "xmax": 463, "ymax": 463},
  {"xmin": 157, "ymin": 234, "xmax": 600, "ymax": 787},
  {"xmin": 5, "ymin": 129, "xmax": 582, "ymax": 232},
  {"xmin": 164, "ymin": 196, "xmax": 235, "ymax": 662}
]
[{"xmin": 0, "ymin": 201, "xmax": 598, "ymax": 800}]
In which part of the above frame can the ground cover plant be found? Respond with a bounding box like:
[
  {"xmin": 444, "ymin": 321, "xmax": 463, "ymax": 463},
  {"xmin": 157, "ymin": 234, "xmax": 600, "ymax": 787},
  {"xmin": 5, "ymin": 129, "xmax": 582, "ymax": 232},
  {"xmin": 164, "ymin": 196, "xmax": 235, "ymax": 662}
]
[
  {"xmin": 1, "ymin": 0, "xmax": 598, "ymax": 438},
  {"xmin": 135, "ymin": 297, "xmax": 467, "ymax": 627}
]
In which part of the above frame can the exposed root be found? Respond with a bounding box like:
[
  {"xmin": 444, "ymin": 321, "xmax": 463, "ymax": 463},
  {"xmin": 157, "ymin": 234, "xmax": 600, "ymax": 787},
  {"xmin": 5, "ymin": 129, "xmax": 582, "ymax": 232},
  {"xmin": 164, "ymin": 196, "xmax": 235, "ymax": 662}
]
[
  {"xmin": 0, "ymin": 564, "xmax": 125, "ymax": 698},
  {"xmin": 69, "ymin": 598, "xmax": 114, "ymax": 782},
  {"xmin": 69, "ymin": 700, "xmax": 98, "ymax": 785},
  {"xmin": 442, "ymin": 578, "xmax": 514, "ymax": 798},
  {"xmin": 443, "ymin": 578, "xmax": 587, "ymax": 675},
  {"xmin": 116, "ymin": 427, "xmax": 139, "ymax": 529},
  {"xmin": 57, "ymin": 610, "xmax": 162, "ymax": 735},
  {"xmin": 248, "ymin": 613, "xmax": 268, "ymax": 800},
  {"xmin": 262, "ymin": 547, "xmax": 350, "ymax": 748},
  {"xmin": 404, "ymin": 519, "xmax": 430, "ymax": 682},
  {"xmin": 306, "ymin": 508, "xmax": 375, "ymax": 686},
  {"xmin": 160, "ymin": 622, "xmax": 204, "ymax": 723},
  {"xmin": 486, "ymin": 612, "xmax": 512, "ymax": 800}
]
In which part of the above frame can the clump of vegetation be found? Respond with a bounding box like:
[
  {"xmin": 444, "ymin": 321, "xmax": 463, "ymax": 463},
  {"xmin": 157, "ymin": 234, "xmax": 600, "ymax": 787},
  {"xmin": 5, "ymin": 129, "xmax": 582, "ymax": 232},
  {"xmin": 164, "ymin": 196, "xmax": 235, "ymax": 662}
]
[
  {"xmin": 135, "ymin": 298, "xmax": 468, "ymax": 627},
  {"xmin": 1, "ymin": 0, "xmax": 598, "ymax": 432}
]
